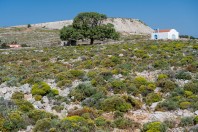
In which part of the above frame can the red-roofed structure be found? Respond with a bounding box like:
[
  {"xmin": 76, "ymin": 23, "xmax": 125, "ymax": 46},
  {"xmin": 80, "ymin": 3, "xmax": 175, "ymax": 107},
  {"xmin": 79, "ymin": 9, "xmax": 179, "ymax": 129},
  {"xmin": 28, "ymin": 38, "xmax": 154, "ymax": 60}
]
[{"xmin": 151, "ymin": 29, "xmax": 179, "ymax": 40}]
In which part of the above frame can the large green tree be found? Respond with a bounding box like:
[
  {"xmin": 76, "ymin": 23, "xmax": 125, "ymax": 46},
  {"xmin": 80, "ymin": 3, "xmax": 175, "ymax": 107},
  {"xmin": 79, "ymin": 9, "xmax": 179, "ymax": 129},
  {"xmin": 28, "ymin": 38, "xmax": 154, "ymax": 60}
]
[
  {"xmin": 60, "ymin": 12, "xmax": 119, "ymax": 45},
  {"xmin": 60, "ymin": 25, "xmax": 83, "ymax": 43}
]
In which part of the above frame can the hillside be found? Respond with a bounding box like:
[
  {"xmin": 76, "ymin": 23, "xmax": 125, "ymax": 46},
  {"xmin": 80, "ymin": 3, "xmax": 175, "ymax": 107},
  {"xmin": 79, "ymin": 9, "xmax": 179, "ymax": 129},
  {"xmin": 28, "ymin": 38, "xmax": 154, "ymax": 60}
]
[
  {"xmin": 0, "ymin": 41, "xmax": 198, "ymax": 131},
  {"xmin": 16, "ymin": 18, "xmax": 153, "ymax": 34},
  {"xmin": 0, "ymin": 18, "xmax": 153, "ymax": 47}
]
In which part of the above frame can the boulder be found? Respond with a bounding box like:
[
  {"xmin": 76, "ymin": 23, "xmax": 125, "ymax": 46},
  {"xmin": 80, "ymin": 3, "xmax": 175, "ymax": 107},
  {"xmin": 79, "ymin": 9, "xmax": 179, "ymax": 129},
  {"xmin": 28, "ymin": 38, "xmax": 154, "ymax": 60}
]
[
  {"xmin": 4, "ymin": 92, "xmax": 12, "ymax": 100},
  {"xmin": 19, "ymin": 84, "xmax": 31, "ymax": 94},
  {"xmin": 150, "ymin": 102, "xmax": 159, "ymax": 110},
  {"xmin": 33, "ymin": 101, "xmax": 43, "ymax": 109}
]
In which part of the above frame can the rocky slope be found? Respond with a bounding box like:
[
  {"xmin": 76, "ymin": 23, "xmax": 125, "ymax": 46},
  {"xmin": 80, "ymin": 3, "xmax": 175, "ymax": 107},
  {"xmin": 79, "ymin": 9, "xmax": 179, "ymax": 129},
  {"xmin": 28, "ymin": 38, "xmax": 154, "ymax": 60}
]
[{"xmin": 15, "ymin": 18, "xmax": 153, "ymax": 35}]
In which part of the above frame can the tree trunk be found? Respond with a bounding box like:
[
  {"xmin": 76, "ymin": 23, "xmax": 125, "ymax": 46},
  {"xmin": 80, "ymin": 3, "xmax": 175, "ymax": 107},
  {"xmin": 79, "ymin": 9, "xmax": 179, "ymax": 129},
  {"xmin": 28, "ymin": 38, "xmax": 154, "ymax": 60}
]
[{"xmin": 90, "ymin": 38, "xmax": 94, "ymax": 45}]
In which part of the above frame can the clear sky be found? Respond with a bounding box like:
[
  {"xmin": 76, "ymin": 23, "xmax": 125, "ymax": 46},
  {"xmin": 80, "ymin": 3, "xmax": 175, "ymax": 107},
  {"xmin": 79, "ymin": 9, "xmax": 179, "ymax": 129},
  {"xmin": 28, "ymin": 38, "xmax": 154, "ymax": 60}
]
[{"xmin": 0, "ymin": 0, "xmax": 198, "ymax": 37}]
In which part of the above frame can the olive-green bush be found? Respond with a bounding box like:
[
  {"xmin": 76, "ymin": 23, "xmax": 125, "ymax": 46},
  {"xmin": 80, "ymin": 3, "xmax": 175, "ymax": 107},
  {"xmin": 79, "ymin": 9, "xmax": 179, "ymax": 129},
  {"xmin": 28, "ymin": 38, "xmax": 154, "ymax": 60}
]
[
  {"xmin": 59, "ymin": 116, "xmax": 95, "ymax": 132},
  {"xmin": 69, "ymin": 83, "xmax": 96, "ymax": 101},
  {"xmin": 146, "ymin": 93, "xmax": 162, "ymax": 105},
  {"xmin": 31, "ymin": 82, "xmax": 51, "ymax": 96},
  {"xmin": 101, "ymin": 96, "xmax": 132, "ymax": 112},
  {"xmin": 143, "ymin": 121, "xmax": 167, "ymax": 132}
]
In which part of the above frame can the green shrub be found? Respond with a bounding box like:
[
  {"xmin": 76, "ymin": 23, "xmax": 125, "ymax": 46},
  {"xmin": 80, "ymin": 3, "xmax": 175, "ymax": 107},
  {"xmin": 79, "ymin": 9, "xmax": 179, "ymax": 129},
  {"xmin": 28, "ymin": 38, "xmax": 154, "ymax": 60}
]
[
  {"xmin": 52, "ymin": 105, "xmax": 64, "ymax": 113},
  {"xmin": 157, "ymin": 79, "xmax": 176, "ymax": 92},
  {"xmin": 28, "ymin": 109, "xmax": 57, "ymax": 124},
  {"xmin": 11, "ymin": 92, "xmax": 24, "ymax": 100},
  {"xmin": 179, "ymin": 101, "xmax": 191, "ymax": 109},
  {"xmin": 133, "ymin": 76, "xmax": 148, "ymax": 88},
  {"xmin": 82, "ymin": 92, "xmax": 106, "ymax": 109},
  {"xmin": 50, "ymin": 89, "xmax": 59, "ymax": 96},
  {"xmin": 156, "ymin": 99, "xmax": 179, "ymax": 111},
  {"xmin": 56, "ymin": 79, "xmax": 72, "ymax": 87},
  {"xmin": 112, "ymin": 117, "xmax": 135, "ymax": 129},
  {"xmin": 126, "ymin": 96, "xmax": 142, "ymax": 109},
  {"xmin": 184, "ymin": 81, "xmax": 198, "ymax": 94},
  {"xmin": 34, "ymin": 95, "xmax": 42, "ymax": 101},
  {"xmin": 184, "ymin": 91, "xmax": 193, "ymax": 97},
  {"xmin": 7, "ymin": 111, "xmax": 26, "ymax": 130},
  {"xmin": 175, "ymin": 71, "xmax": 192, "ymax": 80},
  {"xmin": 181, "ymin": 56, "xmax": 194, "ymax": 65},
  {"xmin": 69, "ymin": 83, "xmax": 96, "ymax": 101},
  {"xmin": 33, "ymin": 118, "xmax": 53, "ymax": 132},
  {"xmin": 87, "ymin": 71, "xmax": 97, "ymax": 78},
  {"xmin": 31, "ymin": 82, "xmax": 51, "ymax": 96},
  {"xmin": 157, "ymin": 74, "xmax": 168, "ymax": 80},
  {"xmin": 153, "ymin": 60, "xmax": 168, "ymax": 69},
  {"xmin": 14, "ymin": 99, "xmax": 34, "ymax": 112},
  {"xmin": 114, "ymin": 111, "xmax": 124, "ymax": 119},
  {"xmin": 99, "ymin": 69, "xmax": 113, "ymax": 81},
  {"xmin": 147, "ymin": 83, "xmax": 156, "ymax": 90},
  {"xmin": 110, "ymin": 79, "xmax": 126, "ymax": 94},
  {"xmin": 59, "ymin": 116, "xmax": 95, "ymax": 132},
  {"xmin": 146, "ymin": 93, "xmax": 162, "ymax": 105},
  {"xmin": 95, "ymin": 116, "xmax": 107, "ymax": 127},
  {"xmin": 101, "ymin": 96, "xmax": 132, "ymax": 112},
  {"xmin": 69, "ymin": 69, "xmax": 84, "ymax": 78},
  {"xmin": 143, "ymin": 121, "xmax": 167, "ymax": 132},
  {"xmin": 194, "ymin": 116, "xmax": 198, "ymax": 124},
  {"xmin": 163, "ymin": 119, "xmax": 176, "ymax": 128},
  {"xmin": 180, "ymin": 116, "xmax": 194, "ymax": 127}
]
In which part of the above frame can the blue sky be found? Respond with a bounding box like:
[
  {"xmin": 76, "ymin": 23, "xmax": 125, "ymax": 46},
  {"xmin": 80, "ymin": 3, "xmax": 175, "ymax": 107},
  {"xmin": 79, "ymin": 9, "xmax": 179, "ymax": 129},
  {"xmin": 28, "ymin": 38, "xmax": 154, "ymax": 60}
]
[{"xmin": 0, "ymin": 0, "xmax": 198, "ymax": 37}]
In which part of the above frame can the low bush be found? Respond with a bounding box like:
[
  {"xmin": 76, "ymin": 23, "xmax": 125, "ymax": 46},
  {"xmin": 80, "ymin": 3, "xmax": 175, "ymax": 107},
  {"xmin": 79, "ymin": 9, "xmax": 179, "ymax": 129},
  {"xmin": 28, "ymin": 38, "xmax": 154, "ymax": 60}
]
[
  {"xmin": 184, "ymin": 90, "xmax": 193, "ymax": 97},
  {"xmin": 95, "ymin": 116, "xmax": 107, "ymax": 127},
  {"xmin": 184, "ymin": 81, "xmax": 198, "ymax": 94},
  {"xmin": 156, "ymin": 99, "xmax": 179, "ymax": 111},
  {"xmin": 56, "ymin": 79, "xmax": 72, "ymax": 87},
  {"xmin": 2, "ymin": 111, "xmax": 26, "ymax": 131},
  {"xmin": 179, "ymin": 101, "xmax": 191, "ymax": 109},
  {"xmin": 101, "ymin": 96, "xmax": 132, "ymax": 112},
  {"xmin": 143, "ymin": 121, "xmax": 167, "ymax": 132},
  {"xmin": 59, "ymin": 116, "xmax": 95, "ymax": 132},
  {"xmin": 112, "ymin": 117, "xmax": 135, "ymax": 129},
  {"xmin": 146, "ymin": 93, "xmax": 162, "ymax": 105},
  {"xmin": 114, "ymin": 111, "xmax": 124, "ymax": 119},
  {"xmin": 175, "ymin": 70, "xmax": 192, "ymax": 80},
  {"xmin": 156, "ymin": 79, "xmax": 176, "ymax": 92},
  {"xmin": 110, "ymin": 79, "xmax": 126, "ymax": 94},
  {"xmin": 69, "ymin": 83, "xmax": 96, "ymax": 101},
  {"xmin": 11, "ymin": 92, "xmax": 24, "ymax": 100},
  {"xmin": 13, "ymin": 99, "xmax": 34, "ymax": 112},
  {"xmin": 126, "ymin": 96, "xmax": 142, "ymax": 110},
  {"xmin": 157, "ymin": 74, "xmax": 168, "ymax": 80},
  {"xmin": 133, "ymin": 76, "xmax": 148, "ymax": 88},
  {"xmin": 31, "ymin": 82, "xmax": 51, "ymax": 96},
  {"xmin": 179, "ymin": 116, "xmax": 194, "ymax": 127},
  {"xmin": 28, "ymin": 109, "xmax": 57, "ymax": 124},
  {"xmin": 52, "ymin": 105, "xmax": 64, "ymax": 113},
  {"xmin": 194, "ymin": 116, "xmax": 198, "ymax": 124},
  {"xmin": 69, "ymin": 69, "xmax": 84, "ymax": 78},
  {"xmin": 50, "ymin": 89, "xmax": 59, "ymax": 96},
  {"xmin": 67, "ymin": 107, "xmax": 99, "ymax": 119},
  {"xmin": 34, "ymin": 95, "xmax": 42, "ymax": 101},
  {"xmin": 33, "ymin": 118, "xmax": 53, "ymax": 132}
]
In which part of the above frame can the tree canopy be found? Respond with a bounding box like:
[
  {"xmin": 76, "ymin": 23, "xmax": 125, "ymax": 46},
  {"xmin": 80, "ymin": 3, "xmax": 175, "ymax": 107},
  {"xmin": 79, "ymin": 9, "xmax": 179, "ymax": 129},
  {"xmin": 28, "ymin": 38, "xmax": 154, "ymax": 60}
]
[{"xmin": 60, "ymin": 12, "xmax": 119, "ymax": 45}]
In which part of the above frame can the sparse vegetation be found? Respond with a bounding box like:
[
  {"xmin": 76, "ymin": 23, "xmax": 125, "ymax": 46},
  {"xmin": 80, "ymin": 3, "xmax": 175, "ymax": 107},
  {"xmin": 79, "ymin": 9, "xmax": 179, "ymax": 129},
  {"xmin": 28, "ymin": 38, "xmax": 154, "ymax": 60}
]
[{"xmin": 0, "ymin": 33, "xmax": 197, "ymax": 131}]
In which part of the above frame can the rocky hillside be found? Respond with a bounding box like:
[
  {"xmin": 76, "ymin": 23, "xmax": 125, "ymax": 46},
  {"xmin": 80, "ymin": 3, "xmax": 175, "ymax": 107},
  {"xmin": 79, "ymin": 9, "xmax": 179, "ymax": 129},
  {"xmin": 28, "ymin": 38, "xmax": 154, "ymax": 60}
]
[
  {"xmin": 15, "ymin": 18, "xmax": 154, "ymax": 35},
  {"xmin": 0, "ymin": 41, "xmax": 198, "ymax": 131}
]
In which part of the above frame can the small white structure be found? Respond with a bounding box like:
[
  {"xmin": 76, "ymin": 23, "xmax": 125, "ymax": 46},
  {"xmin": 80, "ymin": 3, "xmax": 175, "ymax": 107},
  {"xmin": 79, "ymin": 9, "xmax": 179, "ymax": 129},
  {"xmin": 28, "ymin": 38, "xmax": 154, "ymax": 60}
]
[{"xmin": 151, "ymin": 29, "xmax": 179, "ymax": 40}]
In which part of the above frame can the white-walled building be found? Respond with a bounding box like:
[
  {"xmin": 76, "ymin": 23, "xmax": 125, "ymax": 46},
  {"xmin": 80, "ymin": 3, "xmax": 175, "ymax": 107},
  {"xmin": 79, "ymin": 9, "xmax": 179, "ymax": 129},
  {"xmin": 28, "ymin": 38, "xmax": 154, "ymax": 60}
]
[{"xmin": 151, "ymin": 29, "xmax": 179, "ymax": 40}]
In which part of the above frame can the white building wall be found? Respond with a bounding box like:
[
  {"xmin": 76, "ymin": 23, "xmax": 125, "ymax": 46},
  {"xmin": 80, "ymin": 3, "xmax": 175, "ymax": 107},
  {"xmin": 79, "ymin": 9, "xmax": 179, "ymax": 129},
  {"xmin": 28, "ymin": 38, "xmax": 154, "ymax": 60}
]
[
  {"xmin": 151, "ymin": 29, "xmax": 179, "ymax": 40},
  {"xmin": 168, "ymin": 29, "xmax": 179, "ymax": 39},
  {"xmin": 151, "ymin": 32, "xmax": 169, "ymax": 39}
]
